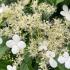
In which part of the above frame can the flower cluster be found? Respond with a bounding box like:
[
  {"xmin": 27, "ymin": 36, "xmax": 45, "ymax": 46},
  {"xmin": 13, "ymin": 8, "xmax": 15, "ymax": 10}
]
[{"xmin": 0, "ymin": 0, "xmax": 70, "ymax": 70}]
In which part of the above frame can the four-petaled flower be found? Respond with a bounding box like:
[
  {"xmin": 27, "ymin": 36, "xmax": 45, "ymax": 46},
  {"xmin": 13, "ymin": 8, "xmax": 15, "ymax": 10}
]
[
  {"xmin": 6, "ymin": 35, "xmax": 26, "ymax": 54},
  {"xmin": 60, "ymin": 5, "xmax": 70, "ymax": 21}
]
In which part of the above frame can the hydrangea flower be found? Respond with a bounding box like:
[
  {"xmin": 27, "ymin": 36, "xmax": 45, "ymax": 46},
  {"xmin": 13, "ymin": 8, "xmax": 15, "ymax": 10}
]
[
  {"xmin": 0, "ymin": 37, "xmax": 3, "ymax": 44},
  {"xmin": 6, "ymin": 35, "xmax": 26, "ymax": 54},
  {"xmin": 60, "ymin": 5, "xmax": 70, "ymax": 21},
  {"xmin": 7, "ymin": 65, "xmax": 16, "ymax": 70},
  {"xmin": 38, "ymin": 40, "xmax": 47, "ymax": 51},
  {"xmin": 46, "ymin": 51, "xmax": 55, "ymax": 58},
  {"xmin": 58, "ymin": 52, "xmax": 69, "ymax": 64},
  {"xmin": 49, "ymin": 58, "xmax": 57, "ymax": 68}
]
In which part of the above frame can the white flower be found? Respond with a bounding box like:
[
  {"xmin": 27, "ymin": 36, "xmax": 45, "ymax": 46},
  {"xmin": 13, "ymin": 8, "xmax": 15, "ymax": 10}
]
[
  {"xmin": 46, "ymin": 51, "xmax": 55, "ymax": 58},
  {"xmin": 58, "ymin": 52, "xmax": 69, "ymax": 64},
  {"xmin": 0, "ymin": 4, "xmax": 8, "ymax": 13},
  {"xmin": 58, "ymin": 56, "xmax": 65, "ymax": 64},
  {"xmin": 60, "ymin": 5, "xmax": 70, "ymax": 21},
  {"xmin": 6, "ymin": 35, "xmax": 26, "ymax": 54},
  {"xmin": 65, "ymin": 57, "xmax": 70, "ymax": 69},
  {"xmin": 0, "ymin": 37, "xmax": 3, "ymax": 44},
  {"xmin": 49, "ymin": 58, "xmax": 58, "ymax": 68},
  {"xmin": 38, "ymin": 40, "xmax": 47, "ymax": 51},
  {"xmin": 7, "ymin": 65, "xmax": 16, "ymax": 70}
]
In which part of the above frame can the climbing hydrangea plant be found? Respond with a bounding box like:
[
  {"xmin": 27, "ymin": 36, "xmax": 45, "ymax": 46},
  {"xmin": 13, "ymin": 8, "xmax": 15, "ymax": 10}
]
[{"xmin": 0, "ymin": 0, "xmax": 70, "ymax": 70}]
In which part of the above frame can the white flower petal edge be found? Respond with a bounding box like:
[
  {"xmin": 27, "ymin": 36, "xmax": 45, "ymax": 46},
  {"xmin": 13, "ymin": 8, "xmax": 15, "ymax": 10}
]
[
  {"xmin": 7, "ymin": 65, "xmax": 16, "ymax": 70},
  {"xmin": 63, "ymin": 5, "xmax": 69, "ymax": 12},
  {"xmin": 49, "ymin": 58, "xmax": 57, "ymax": 68},
  {"xmin": 11, "ymin": 45, "xmax": 19, "ymax": 54},
  {"xmin": 65, "ymin": 57, "xmax": 70, "ymax": 69},
  {"xmin": 58, "ymin": 56, "xmax": 65, "ymax": 64},
  {"xmin": 58, "ymin": 52, "xmax": 69, "ymax": 64},
  {"xmin": 17, "ymin": 41, "xmax": 26, "ymax": 49},
  {"xmin": 0, "ymin": 37, "xmax": 3, "ymax": 44},
  {"xmin": 6, "ymin": 40, "xmax": 15, "ymax": 48},
  {"xmin": 60, "ymin": 5, "xmax": 70, "ymax": 21},
  {"xmin": 12, "ymin": 34, "xmax": 20, "ymax": 43},
  {"xmin": 0, "ymin": 4, "xmax": 7, "ymax": 13}
]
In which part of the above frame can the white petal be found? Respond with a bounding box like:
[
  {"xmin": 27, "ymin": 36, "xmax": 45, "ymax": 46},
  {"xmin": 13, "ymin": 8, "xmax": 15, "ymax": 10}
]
[
  {"xmin": 63, "ymin": 52, "xmax": 69, "ymax": 58},
  {"xmin": 11, "ymin": 45, "xmax": 19, "ymax": 54},
  {"xmin": 18, "ymin": 41, "xmax": 26, "ymax": 49},
  {"xmin": 63, "ymin": 5, "xmax": 69, "ymax": 12},
  {"xmin": 6, "ymin": 40, "xmax": 15, "ymax": 48},
  {"xmin": 0, "ymin": 37, "xmax": 3, "ymax": 44},
  {"xmin": 57, "ymin": 56, "xmax": 65, "ymax": 64},
  {"xmin": 60, "ymin": 11, "xmax": 66, "ymax": 16},
  {"xmin": 7, "ymin": 65, "xmax": 12, "ymax": 70},
  {"xmin": 0, "ymin": 7, "xmax": 3, "ymax": 13},
  {"xmin": 49, "ymin": 58, "xmax": 57, "ymax": 68},
  {"xmin": 65, "ymin": 15, "xmax": 70, "ymax": 21},
  {"xmin": 12, "ymin": 66, "xmax": 16, "ymax": 70},
  {"xmin": 65, "ymin": 57, "xmax": 70, "ymax": 69},
  {"xmin": 46, "ymin": 51, "xmax": 55, "ymax": 58},
  {"xmin": 12, "ymin": 35, "xmax": 20, "ymax": 43}
]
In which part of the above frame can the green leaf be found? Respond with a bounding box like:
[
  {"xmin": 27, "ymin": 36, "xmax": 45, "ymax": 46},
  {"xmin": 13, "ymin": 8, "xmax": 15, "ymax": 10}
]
[
  {"xmin": 0, "ymin": 36, "xmax": 8, "ymax": 59},
  {"xmin": 19, "ymin": 50, "xmax": 34, "ymax": 70},
  {"xmin": 56, "ymin": 0, "xmax": 64, "ymax": 5},
  {"xmin": 0, "ymin": 59, "xmax": 12, "ymax": 70},
  {"xmin": 47, "ymin": 0, "xmax": 64, "ymax": 5},
  {"xmin": 0, "ymin": 46, "xmax": 8, "ymax": 58}
]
